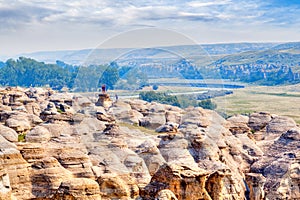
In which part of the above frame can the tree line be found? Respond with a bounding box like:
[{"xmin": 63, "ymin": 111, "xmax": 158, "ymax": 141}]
[{"xmin": 0, "ymin": 57, "xmax": 125, "ymax": 91}]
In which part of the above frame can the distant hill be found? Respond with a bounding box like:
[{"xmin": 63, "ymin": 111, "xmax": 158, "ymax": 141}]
[
  {"xmin": 15, "ymin": 42, "xmax": 279, "ymax": 65},
  {"xmin": 1, "ymin": 42, "xmax": 300, "ymax": 88}
]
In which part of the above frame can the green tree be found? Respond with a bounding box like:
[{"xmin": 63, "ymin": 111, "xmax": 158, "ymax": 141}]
[
  {"xmin": 98, "ymin": 65, "xmax": 120, "ymax": 90},
  {"xmin": 198, "ymin": 99, "xmax": 217, "ymax": 110}
]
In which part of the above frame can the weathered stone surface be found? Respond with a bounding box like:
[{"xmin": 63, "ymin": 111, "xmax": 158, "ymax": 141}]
[
  {"xmin": 0, "ymin": 125, "xmax": 18, "ymax": 142},
  {"xmin": 282, "ymin": 127, "xmax": 300, "ymax": 140},
  {"xmin": 0, "ymin": 87, "xmax": 298, "ymax": 200},
  {"xmin": 266, "ymin": 116, "xmax": 296, "ymax": 138},
  {"xmin": 136, "ymin": 140, "xmax": 166, "ymax": 176},
  {"xmin": 0, "ymin": 166, "xmax": 12, "ymax": 200},
  {"xmin": 181, "ymin": 107, "xmax": 210, "ymax": 128},
  {"xmin": 156, "ymin": 189, "xmax": 178, "ymax": 200},
  {"xmin": 24, "ymin": 102, "xmax": 41, "ymax": 116},
  {"xmin": 5, "ymin": 116, "xmax": 31, "ymax": 133},
  {"xmin": 0, "ymin": 143, "xmax": 32, "ymax": 200},
  {"xmin": 95, "ymin": 93, "xmax": 112, "ymax": 108},
  {"xmin": 97, "ymin": 173, "xmax": 138, "ymax": 200},
  {"xmin": 248, "ymin": 112, "xmax": 272, "ymax": 131},
  {"xmin": 54, "ymin": 178, "xmax": 101, "ymax": 200},
  {"xmin": 30, "ymin": 157, "xmax": 73, "ymax": 198},
  {"xmin": 155, "ymin": 122, "xmax": 178, "ymax": 133},
  {"xmin": 143, "ymin": 163, "xmax": 211, "ymax": 200},
  {"xmin": 109, "ymin": 101, "xmax": 143, "ymax": 124},
  {"xmin": 25, "ymin": 126, "xmax": 51, "ymax": 143},
  {"xmin": 227, "ymin": 114, "xmax": 251, "ymax": 134},
  {"xmin": 140, "ymin": 112, "xmax": 166, "ymax": 129},
  {"xmin": 245, "ymin": 173, "xmax": 266, "ymax": 200}
]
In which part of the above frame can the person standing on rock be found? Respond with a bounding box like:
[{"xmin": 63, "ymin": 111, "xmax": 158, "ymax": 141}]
[{"xmin": 101, "ymin": 84, "xmax": 106, "ymax": 94}]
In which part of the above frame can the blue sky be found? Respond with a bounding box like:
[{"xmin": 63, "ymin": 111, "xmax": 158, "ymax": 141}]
[{"xmin": 0, "ymin": 0, "xmax": 300, "ymax": 56}]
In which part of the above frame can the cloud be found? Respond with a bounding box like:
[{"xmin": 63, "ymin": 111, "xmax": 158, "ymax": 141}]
[
  {"xmin": 0, "ymin": 3, "xmax": 60, "ymax": 31},
  {"xmin": 187, "ymin": 0, "xmax": 232, "ymax": 8},
  {"xmin": 0, "ymin": 0, "xmax": 300, "ymax": 56},
  {"xmin": 1, "ymin": 0, "xmax": 299, "ymax": 32}
]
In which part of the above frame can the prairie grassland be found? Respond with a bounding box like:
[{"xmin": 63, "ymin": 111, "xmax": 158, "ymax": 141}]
[{"xmin": 214, "ymin": 84, "xmax": 300, "ymax": 124}]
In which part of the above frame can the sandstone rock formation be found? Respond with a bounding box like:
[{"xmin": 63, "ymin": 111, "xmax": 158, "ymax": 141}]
[{"xmin": 0, "ymin": 87, "xmax": 299, "ymax": 200}]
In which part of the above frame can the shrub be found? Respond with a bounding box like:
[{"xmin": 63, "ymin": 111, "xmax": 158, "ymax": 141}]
[{"xmin": 198, "ymin": 99, "xmax": 217, "ymax": 110}]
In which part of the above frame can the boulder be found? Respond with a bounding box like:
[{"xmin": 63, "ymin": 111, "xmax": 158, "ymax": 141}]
[
  {"xmin": 165, "ymin": 110, "xmax": 182, "ymax": 124},
  {"xmin": 0, "ymin": 166, "xmax": 12, "ymax": 200},
  {"xmin": 282, "ymin": 127, "xmax": 300, "ymax": 141},
  {"xmin": 143, "ymin": 163, "xmax": 211, "ymax": 200},
  {"xmin": 0, "ymin": 125, "xmax": 18, "ymax": 142},
  {"xmin": 140, "ymin": 112, "xmax": 166, "ymax": 129},
  {"xmin": 25, "ymin": 126, "xmax": 51, "ymax": 143},
  {"xmin": 227, "ymin": 114, "xmax": 251, "ymax": 134},
  {"xmin": 109, "ymin": 101, "xmax": 143, "ymax": 124},
  {"xmin": 136, "ymin": 140, "xmax": 166, "ymax": 176},
  {"xmin": 5, "ymin": 117, "xmax": 31, "ymax": 133},
  {"xmin": 55, "ymin": 178, "xmax": 101, "ymax": 199},
  {"xmin": 245, "ymin": 173, "xmax": 266, "ymax": 200},
  {"xmin": 24, "ymin": 102, "xmax": 41, "ymax": 116},
  {"xmin": 155, "ymin": 122, "xmax": 178, "ymax": 133},
  {"xmin": 97, "ymin": 173, "xmax": 139, "ymax": 199},
  {"xmin": 95, "ymin": 93, "xmax": 112, "ymax": 108},
  {"xmin": 248, "ymin": 112, "xmax": 272, "ymax": 131},
  {"xmin": 156, "ymin": 189, "xmax": 178, "ymax": 200},
  {"xmin": 266, "ymin": 116, "xmax": 296, "ymax": 136}
]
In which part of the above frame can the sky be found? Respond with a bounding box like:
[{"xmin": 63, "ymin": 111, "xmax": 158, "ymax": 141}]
[{"xmin": 0, "ymin": 0, "xmax": 300, "ymax": 56}]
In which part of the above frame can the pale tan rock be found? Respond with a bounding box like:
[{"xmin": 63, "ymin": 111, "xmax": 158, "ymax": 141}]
[
  {"xmin": 165, "ymin": 110, "xmax": 182, "ymax": 124},
  {"xmin": 55, "ymin": 178, "xmax": 101, "ymax": 200},
  {"xmin": 24, "ymin": 102, "xmax": 41, "ymax": 116},
  {"xmin": 0, "ymin": 143, "xmax": 32, "ymax": 199},
  {"xmin": 227, "ymin": 114, "xmax": 251, "ymax": 134},
  {"xmin": 181, "ymin": 107, "xmax": 210, "ymax": 128},
  {"xmin": 0, "ymin": 165, "xmax": 12, "ymax": 200},
  {"xmin": 140, "ymin": 112, "xmax": 166, "ymax": 129},
  {"xmin": 156, "ymin": 189, "xmax": 178, "ymax": 200},
  {"xmin": 158, "ymin": 135, "xmax": 199, "ymax": 169},
  {"xmin": 41, "ymin": 121, "xmax": 75, "ymax": 138},
  {"xmin": 30, "ymin": 157, "xmax": 73, "ymax": 198},
  {"xmin": 248, "ymin": 112, "xmax": 272, "ymax": 131},
  {"xmin": 136, "ymin": 140, "xmax": 166, "ymax": 176},
  {"xmin": 282, "ymin": 127, "xmax": 300, "ymax": 140},
  {"xmin": 25, "ymin": 126, "xmax": 51, "ymax": 143},
  {"xmin": 155, "ymin": 122, "xmax": 178, "ymax": 133},
  {"xmin": 245, "ymin": 173, "xmax": 266, "ymax": 200},
  {"xmin": 0, "ymin": 125, "xmax": 18, "ymax": 142},
  {"xmin": 56, "ymin": 150, "xmax": 94, "ymax": 178},
  {"xmin": 97, "ymin": 173, "xmax": 139, "ymax": 200},
  {"xmin": 49, "ymin": 92, "xmax": 73, "ymax": 105},
  {"xmin": 125, "ymin": 99, "xmax": 149, "ymax": 113},
  {"xmin": 95, "ymin": 93, "xmax": 112, "ymax": 108},
  {"xmin": 109, "ymin": 101, "xmax": 143, "ymax": 124},
  {"xmin": 5, "ymin": 117, "xmax": 31, "ymax": 133},
  {"xmin": 266, "ymin": 116, "xmax": 297, "ymax": 139},
  {"xmin": 0, "ymin": 90, "xmax": 299, "ymax": 200},
  {"xmin": 144, "ymin": 163, "xmax": 211, "ymax": 200},
  {"xmin": 4, "ymin": 112, "xmax": 43, "ymax": 133}
]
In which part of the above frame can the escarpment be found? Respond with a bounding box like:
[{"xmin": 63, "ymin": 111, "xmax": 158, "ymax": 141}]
[{"xmin": 0, "ymin": 87, "xmax": 299, "ymax": 199}]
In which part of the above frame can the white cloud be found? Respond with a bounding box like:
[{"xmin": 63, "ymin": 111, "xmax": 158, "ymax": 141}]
[
  {"xmin": 187, "ymin": 0, "xmax": 232, "ymax": 8},
  {"xmin": 0, "ymin": 0, "xmax": 300, "ymax": 55}
]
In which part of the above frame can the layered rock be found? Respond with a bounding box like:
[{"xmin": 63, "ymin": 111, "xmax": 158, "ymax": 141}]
[{"xmin": 0, "ymin": 87, "xmax": 299, "ymax": 200}]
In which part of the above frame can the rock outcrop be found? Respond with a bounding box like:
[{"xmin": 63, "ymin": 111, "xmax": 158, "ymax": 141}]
[{"xmin": 0, "ymin": 87, "xmax": 299, "ymax": 200}]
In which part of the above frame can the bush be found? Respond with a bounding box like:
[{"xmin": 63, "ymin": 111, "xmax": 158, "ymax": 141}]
[
  {"xmin": 152, "ymin": 84, "xmax": 159, "ymax": 90},
  {"xmin": 198, "ymin": 99, "xmax": 217, "ymax": 110},
  {"xmin": 139, "ymin": 91, "xmax": 180, "ymax": 107}
]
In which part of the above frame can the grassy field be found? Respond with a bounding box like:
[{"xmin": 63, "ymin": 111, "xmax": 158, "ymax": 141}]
[{"xmin": 214, "ymin": 84, "xmax": 300, "ymax": 124}]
